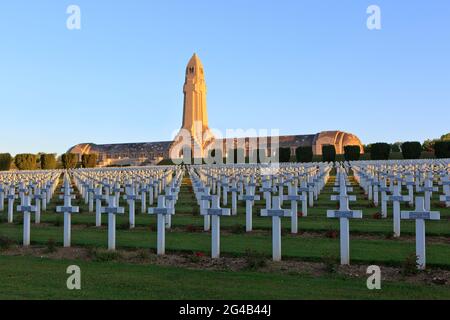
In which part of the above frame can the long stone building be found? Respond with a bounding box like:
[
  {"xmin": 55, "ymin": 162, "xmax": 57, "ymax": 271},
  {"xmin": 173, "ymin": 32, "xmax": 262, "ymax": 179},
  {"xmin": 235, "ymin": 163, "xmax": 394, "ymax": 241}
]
[{"xmin": 69, "ymin": 54, "xmax": 363, "ymax": 166}]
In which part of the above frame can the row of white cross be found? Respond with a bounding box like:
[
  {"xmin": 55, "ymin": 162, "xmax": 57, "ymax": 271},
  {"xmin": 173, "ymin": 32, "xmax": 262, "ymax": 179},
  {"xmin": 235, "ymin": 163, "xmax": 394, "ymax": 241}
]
[{"xmin": 1, "ymin": 158, "xmax": 448, "ymax": 270}]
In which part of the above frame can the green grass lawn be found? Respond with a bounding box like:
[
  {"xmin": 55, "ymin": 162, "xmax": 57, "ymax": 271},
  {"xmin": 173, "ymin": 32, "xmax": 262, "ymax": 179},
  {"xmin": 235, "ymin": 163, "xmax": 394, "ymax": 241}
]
[
  {"xmin": 1, "ymin": 255, "xmax": 449, "ymax": 300},
  {"xmin": 0, "ymin": 174, "xmax": 449, "ymax": 300}
]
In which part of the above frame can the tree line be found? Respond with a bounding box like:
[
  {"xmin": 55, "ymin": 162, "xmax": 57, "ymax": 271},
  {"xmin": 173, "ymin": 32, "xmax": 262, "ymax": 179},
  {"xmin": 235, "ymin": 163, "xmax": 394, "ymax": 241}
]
[{"xmin": 0, "ymin": 153, "xmax": 98, "ymax": 171}]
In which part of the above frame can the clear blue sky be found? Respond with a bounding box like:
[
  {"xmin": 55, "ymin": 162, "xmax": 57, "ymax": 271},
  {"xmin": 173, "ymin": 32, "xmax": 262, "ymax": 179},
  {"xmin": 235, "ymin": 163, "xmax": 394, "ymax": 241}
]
[{"xmin": 1, "ymin": 0, "xmax": 449, "ymax": 155}]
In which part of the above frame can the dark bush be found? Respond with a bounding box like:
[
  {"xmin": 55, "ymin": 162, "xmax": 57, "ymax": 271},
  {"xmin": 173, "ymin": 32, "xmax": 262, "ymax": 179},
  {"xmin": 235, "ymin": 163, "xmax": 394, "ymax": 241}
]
[
  {"xmin": 434, "ymin": 141, "xmax": 450, "ymax": 159},
  {"xmin": 344, "ymin": 145, "xmax": 361, "ymax": 161},
  {"xmin": 62, "ymin": 153, "xmax": 78, "ymax": 169},
  {"xmin": 322, "ymin": 145, "xmax": 336, "ymax": 162},
  {"xmin": 278, "ymin": 148, "xmax": 292, "ymax": 163},
  {"xmin": 370, "ymin": 143, "xmax": 391, "ymax": 160},
  {"xmin": 295, "ymin": 146, "xmax": 313, "ymax": 163},
  {"xmin": 402, "ymin": 142, "xmax": 422, "ymax": 160},
  {"xmin": 0, "ymin": 153, "xmax": 13, "ymax": 171},
  {"xmin": 82, "ymin": 154, "xmax": 98, "ymax": 168},
  {"xmin": 14, "ymin": 154, "xmax": 37, "ymax": 170},
  {"xmin": 40, "ymin": 153, "xmax": 57, "ymax": 170}
]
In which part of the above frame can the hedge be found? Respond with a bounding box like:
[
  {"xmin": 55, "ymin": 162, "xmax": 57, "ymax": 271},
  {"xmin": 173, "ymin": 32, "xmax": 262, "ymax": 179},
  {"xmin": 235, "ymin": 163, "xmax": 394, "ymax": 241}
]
[
  {"xmin": 81, "ymin": 154, "xmax": 98, "ymax": 168},
  {"xmin": 401, "ymin": 142, "xmax": 422, "ymax": 160},
  {"xmin": 62, "ymin": 153, "xmax": 78, "ymax": 169},
  {"xmin": 322, "ymin": 145, "xmax": 336, "ymax": 162},
  {"xmin": 295, "ymin": 146, "xmax": 313, "ymax": 163},
  {"xmin": 434, "ymin": 141, "xmax": 450, "ymax": 159},
  {"xmin": 0, "ymin": 153, "xmax": 13, "ymax": 171},
  {"xmin": 40, "ymin": 154, "xmax": 57, "ymax": 170},
  {"xmin": 344, "ymin": 145, "xmax": 361, "ymax": 161},
  {"xmin": 278, "ymin": 148, "xmax": 292, "ymax": 163},
  {"xmin": 370, "ymin": 143, "xmax": 391, "ymax": 160},
  {"xmin": 14, "ymin": 154, "xmax": 37, "ymax": 170}
]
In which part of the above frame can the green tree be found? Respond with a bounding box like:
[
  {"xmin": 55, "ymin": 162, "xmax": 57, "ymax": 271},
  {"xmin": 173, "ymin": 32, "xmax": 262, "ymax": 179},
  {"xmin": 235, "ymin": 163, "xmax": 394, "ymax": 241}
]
[
  {"xmin": 0, "ymin": 153, "xmax": 13, "ymax": 171},
  {"xmin": 295, "ymin": 146, "xmax": 313, "ymax": 163},
  {"xmin": 370, "ymin": 143, "xmax": 391, "ymax": 160},
  {"xmin": 81, "ymin": 154, "xmax": 98, "ymax": 168},
  {"xmin": 344, "ymin": 145, "xmax": 361, "ymax": 161},
  {"xmin": 422, "ymin": 139, "xmax": 439, "ymax": 152},
  {"xmin": 278, "ymin": 148, "xmax": 292, "ymax": 163},
  {"xmin": 322, "ymin": 145, "xmax": 336, "ymax": 162},
  {"xmin": 391, "ymin": 142, "xmax": 402, "ymax": 153},
  {"xmin": 62, "ymin": 153, "xmax": 78, "ymax": 169},
  {"xmin": 441, "ymin": 133, "xmax": 450, "ymax": 141},
  {"xmin": 40, "ymin": 154, "xmax": 57, "ymax": 170},
  {"xmin": 401, "ymin": 142, "xmax": 422, "ymax": 160},
  {"xmin": 434, "ymin": 141, "xmax": 450, "ymax": 159},
  {"xmin": 14, "ymin": 154, "xmax": 38, "ymax": 170}
]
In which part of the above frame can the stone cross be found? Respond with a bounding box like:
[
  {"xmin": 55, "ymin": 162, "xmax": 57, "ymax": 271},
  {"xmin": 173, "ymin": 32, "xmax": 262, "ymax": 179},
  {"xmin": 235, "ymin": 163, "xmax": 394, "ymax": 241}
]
[
  {"xmin": 379, "ymin": 178, "xmax": 390, "ymax": 218},
  {"xmin": 7, "ymin": 186, "xmax": 17, "ymax": 223},
  {"xmin": 439, "ymin": 175, "xmax": 450, "ymax": 207},
  {"xmin": 148, "ymin": 195, "xmax": 175, "ymax": 255},
  {"xmin": 327, "ymin": 194, "xmax": 362, "ymax": 265},
  {"xmin": 101, "ymin": 196, "xmax": 125, "ymax": 251},
  {"xmin": 200, "ymin": 188, "xmax": 213, "ymax": 231},
  {"xmin": 228, "ymin": 181, "xmax": 239, "ymax": 215},
  {"xmin": 164, "ymin": 187, "xmax": 177, "ymax": 229},
  {"xmin": 239, "ymin": 190, "xmax": 261, "ymax": 232},
  {"xmin": 32, "ymin": 188, "xmax": 43, "ymax": 224},
  {"xmin": 17, "ymin": 195, "xmax": 37, "ymax": 247},
  {"xmin": 385, "ymin": 184, "xmax": 410, "ymax": 237},
  {"xmin": 221, "ymin": 176, "xmax": 229, "ymax": 206},
  {"xmin": 259, "ymin": 181, "xmax": 275, "ymax": 210},
  {"xmin": 401, "ymin": 197, "xmax": 440, "ymax": 270},
  {"xmin": 139, "ymin": 184, "xmax": 149, "ymax": 214},
  {"xmin": 0, "ymin": 183, "xmax": 5, "ymax": 212},
  {"xmin": 404, "ymin": 174, "xmax": 415, "ymax": 206},
  {"xmin": 283, "ymin": 184, "xmax": 306, "ymax": 234},
  {"xmin": 417, "ymin": 178, "xmax": 438, "ymax": 211},
  {"xmin": 87, "ymin": 181, "xmax": 96, "ymax": 213},
  {"xmin": 261, "ymin": 196, "xmax": 291, "ymax": 261},
  {"xmin": 297, "ymin": 180, "xmax": 309, "ymax": 217},
  {"xmin": 123, "ymin": 187, "xmax": 137, "ymax": 229},
  {"xmin": 93, "ymin": 186, "xmax": 107, "ymax": 227},
  {"xmin": 56, "ymin": 189, "xmax": 80, "ymax": 248},
  {"xmin": 201, "ymin": 195, "xmax": 231, "ymax": 259},
  {"xmin": 112, "ymin": 182, "xmax": 124, "ymax": 206}
]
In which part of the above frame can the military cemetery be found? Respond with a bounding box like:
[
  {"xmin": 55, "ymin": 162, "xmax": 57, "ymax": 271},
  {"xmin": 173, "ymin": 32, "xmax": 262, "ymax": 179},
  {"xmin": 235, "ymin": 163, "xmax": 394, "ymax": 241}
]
[{"xmin": 0, "ymin": 1, "xmax": 449, "ymax": 305}]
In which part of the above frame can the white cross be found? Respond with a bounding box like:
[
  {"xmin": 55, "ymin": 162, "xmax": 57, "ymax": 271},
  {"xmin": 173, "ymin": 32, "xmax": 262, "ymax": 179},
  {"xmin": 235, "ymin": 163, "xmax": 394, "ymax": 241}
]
[
  {"xmin": 200, "ymin": 188, "xmax": 213, "ymax": 231},
  {"xmin": 123, "ymin": 187, "xmax": 137, "ymax": 229},
  {"xmin": 261, "ymin": 196, "xmax": 291, "ymax": 261},
  {"xmin": 385, "ymin": 184, "xmax": 410, "ymax": 237},
  {"xmin": 7, "ymin": 187, "xmax": 17, "ymax": 223},
  {"xmin": 101, "ymin": 196, "xmax": 125, "ymax": 251},
  {"xmin": 259, "ymin": 181, "xmax": 275, "ymax": 210},
  {"xmin": 0, "ymin": 184, "xmax": 5, "ymax": 212},
  {"xmin": 239, "ymin": 190, "xmax": 261, "ymax": 232},
  {"xmin": 379, "ymin": 178, "xmax": 390, "ymax": 218},
  {"xmin": 283, "ymin": 185, "xmax": 306, "ymax": 234},
  {"xmin": 228, "ymin": 181, "xmax": 239, "ymax": 216},
  {"xmin": 17, "ymin": 195, "xmax": 37, "ymax": 247},
  {"xmin": 327, "ymin": 194, "xmax": 362, "ymax": 265},
  {"xmin": 417, "ymin": 178, "xmax": 438, "ymax": 211},
  {"xmin": 297, "ymin": 180, "xmax": 309, "ymax": 217},
  {"xmin": 148, "ymin": 195, "xmax": 175, "ymax": 255},
  {"xmin": 401, "ymin": 197, "xmax": 440, "ymax": 270},
  {"xmin": 164, "ymin": 187, "xmax": 177, "ymax": 229},
  {"xmin": 201, "ymin": 195, "xmax": 231, "ymax": 259},
  {"xmin": 56, "ymin": 189, "xmax": 80, "ymax": 248}
]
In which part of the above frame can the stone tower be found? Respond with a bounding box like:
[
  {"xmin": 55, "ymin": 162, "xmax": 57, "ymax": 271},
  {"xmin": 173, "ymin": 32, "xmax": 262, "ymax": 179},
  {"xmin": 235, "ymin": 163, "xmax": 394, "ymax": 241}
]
[{"xmin": 171, "ymin": 54, "xmax": 215, "ymax": 159}]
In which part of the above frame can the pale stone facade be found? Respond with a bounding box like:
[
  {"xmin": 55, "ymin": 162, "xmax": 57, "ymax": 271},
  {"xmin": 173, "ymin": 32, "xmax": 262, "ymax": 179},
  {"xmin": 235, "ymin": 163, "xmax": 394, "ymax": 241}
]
[{"xmin": 68, "ymin": 54, "xmax": 364, "ymax": 165}]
